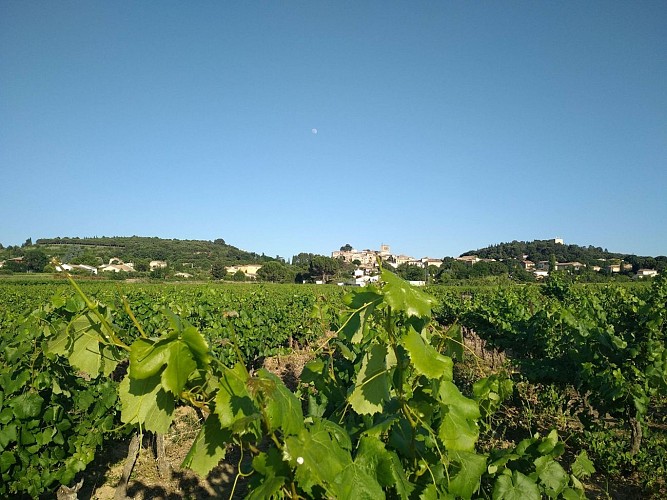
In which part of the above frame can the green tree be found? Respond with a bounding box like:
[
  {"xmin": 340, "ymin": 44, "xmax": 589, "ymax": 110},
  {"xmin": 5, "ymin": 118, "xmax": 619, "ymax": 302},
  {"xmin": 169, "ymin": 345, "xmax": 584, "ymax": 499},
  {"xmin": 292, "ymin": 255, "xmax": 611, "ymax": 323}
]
[
  {"xmin": 133, "ymin": 259, "xmax": 150, "ymax": 272},
  {"xmin": 150, "ymin": 267, "xmax": 168, "ymax": 279},
  {"xmin": 24, "ymin": 249, "xmax": 48, "ymax": 272},
  {"xmin": 256, "ymin": 261, "xmax": 288, "ymax": 283},
  {"xmin": 549, "ymin": 253, "xmax": 557, "ymax": 274},
  {"xmin": 211, "ymin": 261, "xmax": 227, "ymax": 279},
  {"xmin": 340, "ymin": 243, "xmax": 353, "ymax": 251},
  {"xmin": 397, "ymin": 263, "xmax": 426, "ymax": 281},
  {"xmin": 232, "ymin": 270, "xmax": 246, "ymax": 282},
  {"xmin": 309, "ymin": 255, "xmax": 340, "ymax": 283},
  {"xmin": 4, "ymin": 260, "xmax": 26, "ymax": 272},
  {"xmin": 70, "ymin": 249, "xmax": 100, "ymax": 267}
]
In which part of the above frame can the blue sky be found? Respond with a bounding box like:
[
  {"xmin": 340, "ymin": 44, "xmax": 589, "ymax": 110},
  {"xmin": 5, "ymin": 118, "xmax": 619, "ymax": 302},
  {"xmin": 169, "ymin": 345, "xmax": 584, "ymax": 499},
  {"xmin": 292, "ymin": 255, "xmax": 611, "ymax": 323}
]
[{"xmin": 1, "ymin": 2, "xmax": 665, "ymax": 260}]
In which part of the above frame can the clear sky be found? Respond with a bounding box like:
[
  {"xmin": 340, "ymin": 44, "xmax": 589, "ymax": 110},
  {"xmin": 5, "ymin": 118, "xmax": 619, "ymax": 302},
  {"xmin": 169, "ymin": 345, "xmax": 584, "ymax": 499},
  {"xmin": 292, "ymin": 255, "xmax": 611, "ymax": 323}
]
[{"xmin": 1, "ymin": 2, "xmax": 665, "ymax": 260}]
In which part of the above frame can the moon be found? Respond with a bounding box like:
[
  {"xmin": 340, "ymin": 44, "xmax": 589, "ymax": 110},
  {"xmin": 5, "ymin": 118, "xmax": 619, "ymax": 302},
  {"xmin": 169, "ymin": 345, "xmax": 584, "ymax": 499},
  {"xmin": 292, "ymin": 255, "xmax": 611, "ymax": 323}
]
[{"xmin": 311, "ymin": 128, "xmax": 318, "ymax": 134}]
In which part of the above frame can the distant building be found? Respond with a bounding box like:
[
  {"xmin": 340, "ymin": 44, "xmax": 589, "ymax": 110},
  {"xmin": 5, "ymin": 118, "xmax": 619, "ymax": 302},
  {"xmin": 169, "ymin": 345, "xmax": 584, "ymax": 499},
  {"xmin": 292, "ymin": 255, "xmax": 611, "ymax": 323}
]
[
  {"xmin": 521, "ymin": 260, "xmax": 535, "ymax": 270},
  {"xmin": 555, "ymin": 262, "xmax": 585, "ymax": 271},
  {"xmin": 225, "ymin": 264, "xmax": 262, "ymax": 278},
  {"xmin": 421, "ymin": 258, "xmax": 443, "ymax": 268},
  {"xmin": 636, "ymin": 269, "xmax": 658, "ymax": 279},
  {"xmin": 455, "ymin": 255, "xmax": 480, "ymax": 265},
  {"xmin": 99, "ymin": 258, "xmax": 135, "ymax": 273}
]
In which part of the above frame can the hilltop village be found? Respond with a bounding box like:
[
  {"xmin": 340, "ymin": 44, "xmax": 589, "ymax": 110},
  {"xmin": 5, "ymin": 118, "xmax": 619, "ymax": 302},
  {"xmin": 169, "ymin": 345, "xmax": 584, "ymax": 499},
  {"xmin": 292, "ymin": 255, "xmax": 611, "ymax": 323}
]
[{"xmin": 0, "ymin": 237, "xmax": 662, "ymax": 285}]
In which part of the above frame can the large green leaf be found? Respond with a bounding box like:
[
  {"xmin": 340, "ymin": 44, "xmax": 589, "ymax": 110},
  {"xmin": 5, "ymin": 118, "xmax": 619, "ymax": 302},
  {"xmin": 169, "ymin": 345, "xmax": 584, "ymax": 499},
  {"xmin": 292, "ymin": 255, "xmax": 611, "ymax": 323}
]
[
  {"xmin": 161, "ymin": 340, "xmax": 197, "ymax": 395},
  {"xmin": 354, "ymin": 435, "xmax": 414, "ymax": 499},
  {"xmin": 447, "ymin": 450, "xmax": 487, "ymax": 498},
  {"xmin": 257, "ymin": 369, "xmax": 304, "ymax": 436},
  {"xmin": 443, "ymin": 323, "xmax": 464, "ymax": 361},
  {"xmin": 0, "ymin": 451, "xmax": 16, "ymax": 474},
  {"xmin": 119, "ymin": 374, "xmax": 174, "ymax": 433},
  {"xmin": 381, "ymin": 269, "xmax": 437, "ymax": 319},
  {"xmin": 250, "ymin": 447, "xmax": 290, "ymax": 497},
  {"xmin": 284, "ymin": 421, "xmax": 353, "ymax": 496},
  {"xmin": 493, "ymin": 470, "xmax": 540, "ymax": 500},
  {"xmin": 11, "ymin": 393, "xmax": 44, "ymax": 420},
  {"xmin": 0, "ymin": 424, "xmax": 18, "ymax": 448},
  {"xmin": 214, "ymin": 364, "xmax": 258, "ymax": 431},
  {"xmin": 534, "ymin": 456, "xmax": 568, "ymax": 497},
  {"xmin": 402, "ymin": 327, "xmax": 453, "ymax": 380},
  {"xmin": 129, "ymin": 339, "xmax": 169, "ymax": 380},
  {"xmin": 349, "ymin": 343, "xmax": 392, "ymax": 415},
  {"xmin": 571, "ymin": 450, "xmax": 595, "ymax": 479},
  {"xmin": 50, "ymin": 313, "xmax": 105, "ymax": 377},
  {"xmin": 246, "ymin": 476, "xmax": 286, "ymax": 500},
  {"xmin": 438, "ymin": 381, "xmax": 480, "ymax": 451},
  {"xmin": 68, "ymin": 315, "xmax": 103, "ymax": 376},
  {"xmin": 334, "ymin": 462, "xmax": 386, "ymax": 499},
  {"xmin": 181, "ymin": 325, "xmax": 211, "ymax": 367},
  {"xmin": 182, "ymin": 413, "xmax": 230, "ymax": 476}
]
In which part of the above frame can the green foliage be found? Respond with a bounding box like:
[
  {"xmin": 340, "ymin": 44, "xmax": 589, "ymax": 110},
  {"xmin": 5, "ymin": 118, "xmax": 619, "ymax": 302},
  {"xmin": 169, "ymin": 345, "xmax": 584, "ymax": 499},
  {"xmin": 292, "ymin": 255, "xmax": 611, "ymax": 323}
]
[
  {"xmin": 43, "ymin": 271, "xmax": 586, "ymax": 498},
  {"xmin": 256, "ymin": 261, "xmax": 290, "ymax": 283},
  {"xmin": 211, "ymin": 260, "xmax": 228, "ymax": 279},
  {"xmin": 431, "ymin": 276, "xmax": 667, "ymax": 493},
  {"xmin": 0, "ymin": 298, "xmax": 119, "ymax": 497}
]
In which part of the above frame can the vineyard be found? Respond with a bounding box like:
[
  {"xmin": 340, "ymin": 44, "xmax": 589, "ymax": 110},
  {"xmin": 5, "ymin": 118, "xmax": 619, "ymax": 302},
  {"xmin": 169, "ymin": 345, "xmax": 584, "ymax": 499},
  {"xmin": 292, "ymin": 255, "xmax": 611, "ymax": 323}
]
[{"xmin": 0, "ymin": 275, "xmax": 665, "ymax": 498}]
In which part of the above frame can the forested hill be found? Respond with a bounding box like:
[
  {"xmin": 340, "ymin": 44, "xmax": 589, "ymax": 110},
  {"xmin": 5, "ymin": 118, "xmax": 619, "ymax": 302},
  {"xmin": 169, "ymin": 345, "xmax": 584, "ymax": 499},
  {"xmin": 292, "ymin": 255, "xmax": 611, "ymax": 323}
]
[
  {"xmin": 33, "ymin": 236, "xmax": 275, "ymax": 266},
  {"xmin": 461, "ymin": 240, "xmax": 665, "ymax": 268}
]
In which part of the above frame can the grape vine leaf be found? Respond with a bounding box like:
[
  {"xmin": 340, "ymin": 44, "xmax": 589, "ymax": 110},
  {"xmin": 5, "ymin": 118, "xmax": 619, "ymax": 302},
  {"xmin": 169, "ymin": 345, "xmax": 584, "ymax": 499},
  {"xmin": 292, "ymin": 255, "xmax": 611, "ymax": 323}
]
[
  {"xmin": 161, "ymin": 341, "xmax": 197, "ymax": 395},
  {"xmin": 447, "ymin": 450, "xmax": 487, "ymax": 498},
  {"xmin": 334, "ymin": 461, "xmax": 386, "ymax": 499},
  {"xmin": 0, "ymin": 451, "xmax": 16, "ymax": 474},
  {"xmin": 355, "ymin": 435, "xmax": 413, "ymax": 499},
  {"xmin": 129, "ymin": 339, "xmax": 169, "ymax": 380},
  {"xmin": 349, "ymin": 343, "xmax": 392, "ymax": 415},
  {"xmin": 443, "ymin": 323, "xmax": 464, "ymax": 361},
  {"xmin": 492, "ymin": 470, "xmax": 540, "ymax": 500},
  {"xmin": 67, "ymin": 315, "xmax": 102, "ymax": 376},
  {"xmin": 119, "ymin": 373, "xmax": 174, "ymax": 434},
  {"xmin": 534, "ymin": 456, "xmax": 568, "ymax": 496},
  {"xmin": 249, "ymin": 447, "xmax": 289, "ymax": 498},
  {"xmin": 381, "ymin": 269, "xmax": 437, "ymax": 319},
  {"xmin": 438, "ymin": 381, "xmax": 480, "ymax": 451},
  {"xmin": 48, "ymin": 313, "xmax": 103, "ymax": 377},
  {"xmin": 11, "ymin": 393, "xmax": 44, "ymax": 420},
  {"xmin": 181, "ymin": 324, "xmax": 211, "ymax": 367},
  {"xmin": 402, "ymin": 326, "xmax": 453, "ymax": 380},
  {"xmin": 214, "ymin": 364, "xmax": 258, "ymax": 430},
  {"xmin": 571, "ymin": 450, "xmax": 595, "ymax": 478},
  {"xmin": 257, "ymin": 369, "xmax": 304, "ymax": 436},
  {"xmin": 284, "ymin": 421, "xmax": 352, "ymax": 496},
  {"xmin": 182, "ymin": 413, "xmax": 230, "ymax": 476},
  {"xmin": 246, "ymin": 476, "xmax": 286, "ymax": 500}
]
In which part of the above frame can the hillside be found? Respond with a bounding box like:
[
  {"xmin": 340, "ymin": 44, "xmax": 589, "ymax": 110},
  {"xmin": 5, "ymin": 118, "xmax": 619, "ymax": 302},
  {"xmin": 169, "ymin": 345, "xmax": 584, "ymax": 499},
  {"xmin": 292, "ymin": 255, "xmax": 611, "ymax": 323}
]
[
  {"xmin": 30, "ymin": 236, "xmax": 275, "ymax": 269},
  {"xmin": 461, "ymin": 239, "xmax": 666, "ymax": 270}
]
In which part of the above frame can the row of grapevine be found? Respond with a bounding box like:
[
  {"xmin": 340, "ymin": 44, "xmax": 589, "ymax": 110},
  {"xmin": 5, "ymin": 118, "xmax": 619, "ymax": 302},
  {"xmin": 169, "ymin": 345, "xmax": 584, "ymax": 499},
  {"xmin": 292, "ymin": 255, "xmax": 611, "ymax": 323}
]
[
  {"xmin": 21, "ymin": 272, "xmax": 595, "ymax": 498},
  {"xmin": 0, "ymin": 282, "xmax": 342, "ymax": 497},
  {"xmin": 430, "ymin": 276, "xmax": 667, "ymax": 492}
]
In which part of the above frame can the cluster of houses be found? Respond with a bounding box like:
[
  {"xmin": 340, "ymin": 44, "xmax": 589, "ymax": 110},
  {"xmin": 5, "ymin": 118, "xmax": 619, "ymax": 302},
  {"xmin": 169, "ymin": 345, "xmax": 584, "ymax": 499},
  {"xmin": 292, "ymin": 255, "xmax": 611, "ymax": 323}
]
[
  {"xmin": 332, "ymin": 245, "xmax": 443, "ymax": 286},
  {"xmin": 460, "ymin": 255, "xmax": 659, "ymax": 280},
  {"xmin": 332, "ymin": 244, "xmax": 443, "ymax": 270},
  {"xmin": 52, "ymin": 258, "xmax": 193, "ymax": 278},
  {"xmin": 331, "ymin": 244, "xmax": 660, "ymax": 283}
]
